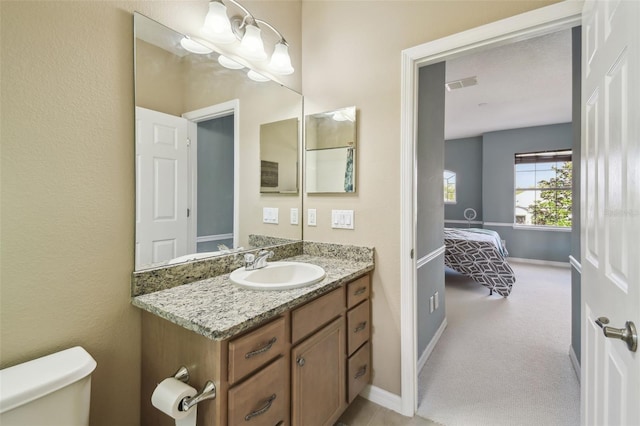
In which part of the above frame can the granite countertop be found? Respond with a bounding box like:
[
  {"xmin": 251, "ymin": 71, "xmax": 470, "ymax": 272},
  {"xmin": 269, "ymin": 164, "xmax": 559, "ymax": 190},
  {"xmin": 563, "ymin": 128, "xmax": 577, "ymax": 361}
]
[{"xmin": 132, "ymin": 254, "xmax": 374, "ymax": 341}]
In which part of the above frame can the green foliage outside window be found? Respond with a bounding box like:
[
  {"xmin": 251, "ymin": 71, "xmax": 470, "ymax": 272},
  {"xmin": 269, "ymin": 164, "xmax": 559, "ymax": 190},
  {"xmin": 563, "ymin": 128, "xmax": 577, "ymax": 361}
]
[{"xmin": 527, "ymin": 161, "xmax": 572, "ymax": 227}]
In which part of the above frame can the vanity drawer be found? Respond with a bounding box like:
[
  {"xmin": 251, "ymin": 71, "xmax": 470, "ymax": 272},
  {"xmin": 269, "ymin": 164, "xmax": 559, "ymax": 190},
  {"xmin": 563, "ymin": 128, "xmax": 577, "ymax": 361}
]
[
  {"xmin": 347, "ymin": 275, "xmax": 370, "ymax": 309},
  {"xmin": 228, "ymin": 357, "xmax": 289, "ymax": 426},
  {"xmin": 291, "ymin": 287, "xmax": 345, "ymax": 345},
  {"xmin": 346, "ymin": 300, "xmax": 369, "ymax": 356},
  {"xmin": 228, "ymin": 316, "xmax": 286, "ymax": 384},
  {"xmin": 347, "ymin": 342, "xmax": 371, "ymax": 404}
]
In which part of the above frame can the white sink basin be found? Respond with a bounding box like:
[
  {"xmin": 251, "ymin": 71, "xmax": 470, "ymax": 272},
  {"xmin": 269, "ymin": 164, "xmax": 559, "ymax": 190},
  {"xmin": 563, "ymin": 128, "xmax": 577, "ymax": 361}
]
[{"xmin": 230, "ymin": 261, "xmax": 326, "ymax": 291}]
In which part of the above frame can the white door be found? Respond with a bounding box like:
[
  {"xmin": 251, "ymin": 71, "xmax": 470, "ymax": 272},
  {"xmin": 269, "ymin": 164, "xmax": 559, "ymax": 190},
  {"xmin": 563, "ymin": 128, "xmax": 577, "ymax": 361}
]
[
  {"xmin": 135, "ymin": 107, "xmax": 189, "ymax": 269},
  {"xmin": 581, "ymin": 0, "xmax": 639, "ymax": 425}
]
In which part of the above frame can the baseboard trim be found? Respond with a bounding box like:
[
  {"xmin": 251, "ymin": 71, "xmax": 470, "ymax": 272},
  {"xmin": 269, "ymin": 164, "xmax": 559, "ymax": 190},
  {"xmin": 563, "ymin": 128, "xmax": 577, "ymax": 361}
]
[
  {"xmin": 569, "ymin": 345, "xmax": 581, "ymax": 382},
  {"xmin": 508, "ymin": 257, "xmax": 570, "ymax": 268},
  {"xmin": 417, "ymin": 318, "xmax": 448, "ymax": 374},
  {"xmin": 360, "ymin": 384, "xmax": 404, "ymax": 415}
]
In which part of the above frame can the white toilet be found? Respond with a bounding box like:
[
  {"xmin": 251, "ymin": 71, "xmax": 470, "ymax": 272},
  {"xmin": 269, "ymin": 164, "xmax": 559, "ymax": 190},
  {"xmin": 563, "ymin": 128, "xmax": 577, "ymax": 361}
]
[{"xmin": 0, "ymin": 346, "xmax": 97, "ymax": 426}]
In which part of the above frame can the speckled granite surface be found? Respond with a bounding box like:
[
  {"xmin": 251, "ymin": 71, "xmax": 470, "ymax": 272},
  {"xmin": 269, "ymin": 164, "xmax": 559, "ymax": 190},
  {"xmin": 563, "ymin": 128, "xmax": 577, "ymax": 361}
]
[
  {"xmin": 132, "ymin": 254, "xmax": 374, "ymax": 341},
  {"xmin": 303, "ymin": 241, "xmax": 374, "ymax": 263},
  {"xmin": 132, "ymin": 241, "xmax": 303, "ymax": 296}
]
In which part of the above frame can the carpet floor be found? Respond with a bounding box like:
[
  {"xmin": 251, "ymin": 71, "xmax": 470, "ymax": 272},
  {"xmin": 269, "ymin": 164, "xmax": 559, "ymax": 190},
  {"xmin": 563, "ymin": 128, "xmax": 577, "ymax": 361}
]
[{"xmin": 416, "ymin": 262, "xmax": 580, "ymax": 426}]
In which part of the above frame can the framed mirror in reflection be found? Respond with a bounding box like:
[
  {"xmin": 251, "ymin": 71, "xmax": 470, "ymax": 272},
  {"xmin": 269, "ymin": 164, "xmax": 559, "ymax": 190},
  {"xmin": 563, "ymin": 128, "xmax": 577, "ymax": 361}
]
[
  {"xmin": 134, "ymin": 13, "xmax": 302, "ymax": 271},
  {"xmin": 305, "ymin": 106, "xmax": 357, "ymax": 193}
]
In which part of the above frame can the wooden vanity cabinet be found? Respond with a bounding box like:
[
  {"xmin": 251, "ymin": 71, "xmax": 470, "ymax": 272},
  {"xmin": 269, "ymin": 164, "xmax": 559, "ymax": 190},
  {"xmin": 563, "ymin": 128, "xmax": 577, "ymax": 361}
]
[
  {"xmin": 291, "ymin": 287, "xmax": 347, "ymax": 426},
  {"xmin": 140, "ymin": 273, "xmax": 371, "ymax": 426}
]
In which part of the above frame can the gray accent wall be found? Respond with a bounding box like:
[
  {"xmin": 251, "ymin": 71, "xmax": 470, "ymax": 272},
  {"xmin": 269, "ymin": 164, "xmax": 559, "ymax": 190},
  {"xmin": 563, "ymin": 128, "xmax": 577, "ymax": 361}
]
[
  {"xmin": 197, "ymin": 115, "xmax": 234, "ymax": 251},
  {"xmin": 443, "ymin": 123, "xmax": 574, "ymax": 262},
  {"xmin": 417, "ymin": 254, "xmax": 445, "ymax": 354},
  {"xmin": 571, "ymin": 26, "xmax": 582, "ymax": 364},
  {"xmin": 444, "ymin": 136, "xmax": 483, "ymax": 222},
  {"xmin": 481, "ymin": 123, "xmax": 572, "ymax": 261},
  {"xmin": 416, "ymin": 62, "xmax": 446, "ymax": 357}
]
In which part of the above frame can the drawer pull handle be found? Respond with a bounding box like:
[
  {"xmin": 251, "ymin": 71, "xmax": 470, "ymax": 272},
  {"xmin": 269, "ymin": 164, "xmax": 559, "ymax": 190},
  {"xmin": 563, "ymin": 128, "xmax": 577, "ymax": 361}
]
[
  {"xmin": 245, "ymin": 337, "xmax": 277, "ymax": 359},
  {"xmin": 245, "ymin": 394, "xmax": 276, "ymax": 421},
  {"xmin": 354, "ymin": 365, "xmax": 367, "ymax": 379},
  {"xmin": 354, "ymin": 321, "xmax": 367, "ymax": 333},
  {"xmin": 354, "ymin": 287, "xmax": 367, "ymax": 296}
]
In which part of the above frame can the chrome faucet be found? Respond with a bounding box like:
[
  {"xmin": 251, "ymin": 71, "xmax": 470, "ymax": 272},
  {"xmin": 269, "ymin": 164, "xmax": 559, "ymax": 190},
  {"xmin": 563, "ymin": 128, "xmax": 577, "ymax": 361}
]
[{"xmin": 244, "ymin": 250, "xmax": 274, "ymax": 270}]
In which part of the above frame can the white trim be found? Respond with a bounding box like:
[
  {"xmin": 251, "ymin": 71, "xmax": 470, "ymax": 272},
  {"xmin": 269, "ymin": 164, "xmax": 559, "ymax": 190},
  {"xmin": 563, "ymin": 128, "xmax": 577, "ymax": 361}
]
[
  {"xmin": 482, "ymin": 222, "xmax": 572, "ymax": 232},
  {"xmin": 444, "ymin": 219, "xmax": 483, "ymax": 225},
  {"xmin": 417, "ymin": 319, "xmax": 448, "ymax": 374},
  {"xmin": 416, "ymin": 245, "xmax": 445, "ymax": 269},
  {"xmin": 360, "ymin": 385, "xmax": 404, "ymax": 415},
  {"xmin": 569, "ymin": 255, "xmax": 582, "ymax": 273},
  {"xmin": 399, "ymin": 30, "xmax": 418, "ymax": 417},
  {"xmin": 483, "ymin": 221, "xmax": 514, "ymax": 227},
  {"xmin": 196, "ymin": 233, "xmax": 234, "ymax": 243},
  {"xmin": 183, "ymin": 100, "xmax": 240, "ymax": 250},
  {"xmin": 569, "ymin": 345, "xmax": 581, "ymax": 382},
  {"xmin": 513, "ymin": 224, "xmax": 572, "ymax": 232},
  {"xmin": 508, "ymin": 257, "xmax": 571, "ymax": 268},
  {"xmin": 400, "ymin": 1, "xmax": 582, "ymax": 416}
]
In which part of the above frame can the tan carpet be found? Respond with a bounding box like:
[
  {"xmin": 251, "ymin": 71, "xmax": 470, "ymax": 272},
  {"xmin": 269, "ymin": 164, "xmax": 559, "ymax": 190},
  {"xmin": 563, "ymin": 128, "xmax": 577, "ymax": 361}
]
[{"xmin": 416, "ymin": 262, "xmax": 580, "ymax": 426}]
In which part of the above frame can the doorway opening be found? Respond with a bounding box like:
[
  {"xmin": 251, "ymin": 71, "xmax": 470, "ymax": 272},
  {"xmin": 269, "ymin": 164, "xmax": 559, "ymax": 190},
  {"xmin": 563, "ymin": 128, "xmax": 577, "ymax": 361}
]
[
  {"xmin": 183, "ymin": 100, "xmax": 241, "ymax": 254},
  {"xmin": 398, "ymin": 1, "xmax": 583, "ymax": 417}
]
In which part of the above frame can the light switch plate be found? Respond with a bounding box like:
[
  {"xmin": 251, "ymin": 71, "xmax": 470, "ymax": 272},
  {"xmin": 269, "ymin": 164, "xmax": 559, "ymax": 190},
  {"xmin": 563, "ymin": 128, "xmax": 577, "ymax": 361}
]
[
  {"xmin": 331, "ymin": 210, "xmax": 354, "ymax": 229},
  {"xmin": 308, "ymin": 209, "xmax": 317, "ymax": 226},
  {"xmin": 263, "ymin": 207, "xmax": 279, "ymax": 224},
  {"xmin": 290, "ymin": 208, "xmax": 299, "ymax": 225}
]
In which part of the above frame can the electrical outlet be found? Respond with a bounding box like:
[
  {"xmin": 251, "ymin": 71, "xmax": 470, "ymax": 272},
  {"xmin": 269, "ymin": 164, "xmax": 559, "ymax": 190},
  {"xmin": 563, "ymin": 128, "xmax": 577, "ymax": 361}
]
[
  {"xmin": 308, "ymin": 209, "xmax": 317, "ymax": 226},
  {"xmin": 429, "ymin": 296, "xmax": 434, "ymax": 313},
  {"xmin": 434, "ymin": 291, "xmax": 439, "ymax": 310},
  {"xmin": 290, "ymin": 208, "xmax": 299, "ymax": 225}
]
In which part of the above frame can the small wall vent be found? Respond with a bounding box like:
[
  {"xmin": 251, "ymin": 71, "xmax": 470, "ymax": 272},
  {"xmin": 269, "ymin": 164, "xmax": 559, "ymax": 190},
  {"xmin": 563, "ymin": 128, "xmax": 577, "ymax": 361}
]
[{"xmin": 445, "ymin": 76, "xmax": 478, "ymax": 91}]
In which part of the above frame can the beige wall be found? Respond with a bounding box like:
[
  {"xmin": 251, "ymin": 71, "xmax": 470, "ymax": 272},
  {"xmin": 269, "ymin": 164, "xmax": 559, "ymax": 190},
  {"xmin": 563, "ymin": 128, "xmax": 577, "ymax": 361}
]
[
  {"xmin": 0, "ymin": 1, "xmax": 300, "ymax": 425},
  {"xmin": 0, "ymin": 1, "xmax": 560, "ymax": 425},
  {"xmin": 301, "ymin": 0, "xmax": 561, "ymax": 395}
]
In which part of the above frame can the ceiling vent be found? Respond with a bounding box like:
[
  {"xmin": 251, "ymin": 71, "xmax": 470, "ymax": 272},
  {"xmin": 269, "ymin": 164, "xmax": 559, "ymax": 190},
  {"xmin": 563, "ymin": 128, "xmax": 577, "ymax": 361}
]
[{"xmin": 445, "ymin": 76, "xmax": 478, "ymax": 91}]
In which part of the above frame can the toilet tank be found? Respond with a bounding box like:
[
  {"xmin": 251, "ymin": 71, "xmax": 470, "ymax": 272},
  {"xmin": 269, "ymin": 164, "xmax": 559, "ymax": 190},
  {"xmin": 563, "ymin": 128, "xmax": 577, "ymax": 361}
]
[{"xmin": 0, "ymin": 346, "xmax": 97, "ymax": 426}]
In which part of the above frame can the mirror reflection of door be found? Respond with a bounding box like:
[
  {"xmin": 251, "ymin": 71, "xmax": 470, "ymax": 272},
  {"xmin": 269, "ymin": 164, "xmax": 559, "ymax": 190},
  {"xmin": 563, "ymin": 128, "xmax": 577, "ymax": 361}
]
[
  {"xmin": 195, "ymin": 115, "xmax": 235, "ymax": 253},
  {"xmin": 135, "ymin": 107, "xmax": 189, "ymax": 270}
]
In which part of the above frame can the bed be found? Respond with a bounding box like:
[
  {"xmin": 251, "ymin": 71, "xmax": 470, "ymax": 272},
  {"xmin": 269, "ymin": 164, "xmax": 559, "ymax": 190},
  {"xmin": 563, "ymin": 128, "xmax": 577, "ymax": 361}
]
[{"xmin": 443, "ymin": 227, "xmax": 515, "ymax": 296}]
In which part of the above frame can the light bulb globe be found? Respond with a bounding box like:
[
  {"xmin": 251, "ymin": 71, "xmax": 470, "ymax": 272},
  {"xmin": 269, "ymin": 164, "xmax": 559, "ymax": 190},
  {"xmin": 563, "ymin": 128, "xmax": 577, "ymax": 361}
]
[{"xmin": 269, "ymin": 42, "xmax": 294, "ymax": 75}]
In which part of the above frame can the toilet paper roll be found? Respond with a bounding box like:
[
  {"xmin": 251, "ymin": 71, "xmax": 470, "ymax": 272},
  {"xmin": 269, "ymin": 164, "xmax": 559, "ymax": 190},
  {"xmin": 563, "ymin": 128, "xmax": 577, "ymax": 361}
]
[{"xmin": 151, "ymin": 378, "xmax": 197, "ymax": 421}]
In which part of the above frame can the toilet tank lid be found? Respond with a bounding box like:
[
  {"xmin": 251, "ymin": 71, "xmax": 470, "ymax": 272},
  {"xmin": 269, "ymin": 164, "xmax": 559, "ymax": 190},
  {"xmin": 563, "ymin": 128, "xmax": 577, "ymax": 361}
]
[{"xmin": 0, "ymin": 346, "xmax": 97, "ymax": 414}]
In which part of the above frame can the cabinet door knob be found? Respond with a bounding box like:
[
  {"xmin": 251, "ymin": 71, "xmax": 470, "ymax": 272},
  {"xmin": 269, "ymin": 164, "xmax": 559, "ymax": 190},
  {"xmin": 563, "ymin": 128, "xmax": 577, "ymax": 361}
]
[{"xmin": 296, "ymin": 357, "xmax": 305, "ymax": 367}]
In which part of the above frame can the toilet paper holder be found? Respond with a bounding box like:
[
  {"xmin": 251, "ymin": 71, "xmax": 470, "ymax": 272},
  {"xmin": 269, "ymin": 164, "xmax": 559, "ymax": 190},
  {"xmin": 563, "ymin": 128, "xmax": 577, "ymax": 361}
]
[{"xmin": 171, "ymin": 366, "xmax": 216, "ymax": 411}]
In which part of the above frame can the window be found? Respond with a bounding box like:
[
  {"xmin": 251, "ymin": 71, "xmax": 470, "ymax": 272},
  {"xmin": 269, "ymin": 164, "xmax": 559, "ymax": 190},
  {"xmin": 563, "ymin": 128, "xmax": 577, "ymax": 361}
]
[
  {"xmin": 444, "ymin": 170, "xmax": 456, "ymax": 204},
  {"xmin": 514, "ymin": 149, "xmax": 572, "ymax": 227}
]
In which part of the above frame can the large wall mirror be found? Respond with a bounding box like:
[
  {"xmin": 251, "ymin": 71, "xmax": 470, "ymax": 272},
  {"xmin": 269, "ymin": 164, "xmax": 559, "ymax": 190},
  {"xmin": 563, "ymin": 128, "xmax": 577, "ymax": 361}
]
[
  {"xmin": 305, "ymin": 106, "xmax": 357, "ymax": 193},
  {"xmin": 134, "ymin": 13, "xmax": 303, "ymax": 271}
]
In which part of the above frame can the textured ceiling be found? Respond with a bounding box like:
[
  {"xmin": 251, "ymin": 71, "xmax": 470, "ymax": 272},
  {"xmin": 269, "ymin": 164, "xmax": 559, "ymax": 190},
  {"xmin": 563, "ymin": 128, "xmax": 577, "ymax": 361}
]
[{"xmin": 445, "ymin": 29, "xmax": 572, "ymax": 140}]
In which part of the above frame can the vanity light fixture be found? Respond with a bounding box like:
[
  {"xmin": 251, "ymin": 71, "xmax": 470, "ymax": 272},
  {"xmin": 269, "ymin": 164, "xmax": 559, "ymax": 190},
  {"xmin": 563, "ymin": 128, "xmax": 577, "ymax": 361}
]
[
  {"xmin": 218, "ymin": 55, "xmax": 244, "ymax": 69},
  {"xmin": 200, "ymin": 0, "xmax": 294, "ymax": 76},
  {"xmin": 247, "ymin": 70, "xmax": 270, "ymax": 82},
  {"xmin": 180, "ymin": 36, "xmax": 214, "ymax": 54}
]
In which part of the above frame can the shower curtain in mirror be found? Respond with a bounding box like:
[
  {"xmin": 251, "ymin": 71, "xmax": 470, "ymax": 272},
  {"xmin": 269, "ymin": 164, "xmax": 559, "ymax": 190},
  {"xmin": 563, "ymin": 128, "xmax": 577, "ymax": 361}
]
[{"xmin": 344, "ymin": 147, "xmax": 354, "ymax": 192}]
